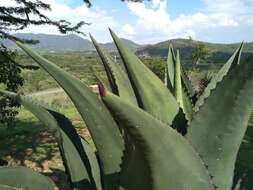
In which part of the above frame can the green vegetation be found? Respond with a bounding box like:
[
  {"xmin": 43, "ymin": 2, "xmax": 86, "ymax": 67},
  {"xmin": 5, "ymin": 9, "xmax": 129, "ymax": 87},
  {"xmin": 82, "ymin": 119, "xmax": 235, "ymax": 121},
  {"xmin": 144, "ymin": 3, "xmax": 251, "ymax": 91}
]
[
  {"xmin": 0, "ymin": 29, "xmax": 252, "ymax": 190},
  {"xmin": 16, "ymin": 52, "xmax": 106, "ymax": 93},
  {"xmin": 190, "ymin": 39, "xmax": 211, "ymax": 65},
  {"xmin": 16, "ymin": 52, "xmax": 168, "ymax": 93},
  {"xmin": 142, "ymin": 57, "xmax": 165, "ymax": 80},
  {"xmin": 0, "ymin": 46, "xmax": 23, "ymax": 127},
  {"xmin": 137, "ymin": 38, "xmax": 253, "ymax": 67}
]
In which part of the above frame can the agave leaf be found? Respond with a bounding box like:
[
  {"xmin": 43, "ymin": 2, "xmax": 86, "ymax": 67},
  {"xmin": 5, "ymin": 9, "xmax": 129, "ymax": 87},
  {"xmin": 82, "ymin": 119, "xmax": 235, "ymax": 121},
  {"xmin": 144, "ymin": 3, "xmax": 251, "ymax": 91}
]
[
  {"xmin": 164, "ymin": 65, "xmax": 168, "ymax": 87},
  {"xmin": 90, "ymin": 36, "xmax": 117, "ymax": 93},
  {"xmin": 174, "ymin": 50, "xmax": 193, "ymax": 121},
  {"xmin": 233, "ymin": 178, "xmax": 243, "ymax": 190},
  {"xmin": 186, "ymin": 57, "xmax": 253, "ymax": 190},
  {"xmin": 194, "ymin": 42, "xmax": 244, "ymax": 111},
  {"xmin": 109, "ymin": 29, "xmax": 179, "ymax": 125},
  {"xmin": 101, "ymin": 90, "xmax": 215, "ymax": 190},
  {"xmin": 0, "ymin": 167, "xmax": 55, "ymax": 190},
  {"xmin": 81, "ymin": 138, "xmax": 103, "ymax": 190},
  {"xmin": 58, "ymin": 131, "xmax": 95, "ymax": 190},
  {"xmin": 91, "ymin": 67, "xmax": 112, "ymax": 92},
  {"xmin": 90, "ymin": 34, "xmax": 138, "ymax": 105},
  {"xmin": 175, "ymin": 50, "xmax": 184, "ymax": 109},
  {"xmin": 181, "ymin": 64, "xmax": 196, "ymax": 98},
  {"xmin": 49, "ymin": 111, "xmax": 103, "ymax": 190},
  {"xmin": 15, "ymin": 41, "xmax": 123, "ymax": 190},
  {"xmin": 165, "ymin": 44, "xmax": 175, "ymax": 92},
  {"xmin": 0, "ymin": 90, "xmax": 98, "ymax": 190},
  {"xmin": 119, "ymin": 133, "xmax": 151, "ymax": 190}
]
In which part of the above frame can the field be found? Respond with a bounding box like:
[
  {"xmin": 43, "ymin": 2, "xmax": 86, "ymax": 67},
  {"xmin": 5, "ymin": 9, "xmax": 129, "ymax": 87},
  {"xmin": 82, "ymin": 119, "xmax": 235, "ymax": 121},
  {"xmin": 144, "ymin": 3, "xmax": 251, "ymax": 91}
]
[{"xmin": 17, "ymin": 52, "xmax": 106, "ymax": 93}]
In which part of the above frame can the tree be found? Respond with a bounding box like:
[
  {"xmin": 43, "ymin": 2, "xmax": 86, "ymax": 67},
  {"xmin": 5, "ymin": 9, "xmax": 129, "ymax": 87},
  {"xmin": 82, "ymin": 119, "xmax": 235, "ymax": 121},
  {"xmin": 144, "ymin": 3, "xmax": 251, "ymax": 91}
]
[
  {"xmin": 0, "ymin": 46, "xmax": 23, "ymax": 126},
  {"xmin": 0, "ymin": 0, "xmax": 90, "ymax": 126},
  {"xmin": 190, "ymin": 39, "xmax": 210, "ymax": 66},
  {"xmin": 142, "ymin": 57, "xmax": 165, "ymax": 80}
]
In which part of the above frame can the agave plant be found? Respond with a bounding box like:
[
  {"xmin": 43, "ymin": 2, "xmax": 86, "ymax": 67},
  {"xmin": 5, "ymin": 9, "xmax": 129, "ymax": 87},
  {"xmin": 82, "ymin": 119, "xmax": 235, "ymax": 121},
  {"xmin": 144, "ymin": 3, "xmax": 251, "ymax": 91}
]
[{"xmin": 0, "ymin": 29, "xmax": 252, "ymax": 190}]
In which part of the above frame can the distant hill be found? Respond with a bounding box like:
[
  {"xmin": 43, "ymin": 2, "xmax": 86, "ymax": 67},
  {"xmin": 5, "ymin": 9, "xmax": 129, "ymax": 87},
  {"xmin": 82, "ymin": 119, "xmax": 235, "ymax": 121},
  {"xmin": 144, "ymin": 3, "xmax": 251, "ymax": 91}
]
[
  {"xmin": 2, "ymin": 33, "xmax": 253, "ymax": 65},
  {"xmin": 2, "ymin": 33, "xmax": 142, "ymax": 52},
  {"xmin": 101, "ymin": 38, "xmax": 140, "ymax": 50},
  {"xmin": 137, "ymin": 38, "xmax": 253, "ymax": 64}
]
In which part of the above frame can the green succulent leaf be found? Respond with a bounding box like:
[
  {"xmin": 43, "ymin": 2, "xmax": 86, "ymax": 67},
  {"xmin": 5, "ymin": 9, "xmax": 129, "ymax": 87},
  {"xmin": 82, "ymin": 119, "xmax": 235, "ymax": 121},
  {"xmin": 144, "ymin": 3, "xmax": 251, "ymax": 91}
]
[
  {"xmin": 174, "ymin": 50, "xmax": 193, "ymax": 121},
  {"xmin": 119, "ymin": 134, "xmax": 151, "ymax": 190},
  {"xmin": 15, "ymin": 41, "xmax": 123, "ymax": 190},
  {"xmin": 81, "ymin": 138, "xmax": 103, "ymax": 190},
  {"xmin": 164, "ymin": 44, "xmax": 195, "ymax": 99},
  {"xmin": 181, "ymin": 64, "xmax": 196, "ymax": 98},
  {"xmin": 49, "ymin": 110, "xmax": 102, "ymax": 190},
  {"xmin": 186, "ymin": 57, "xmax": 253, "ymax": 190},
  {"xmin": 0, "ymin": 91, "xmax": 98, "ymax": 190},
  {"xmin": 165, "ymin": 44, "xmax": 175, "ymax": 92},
  {"xmin": 91, "ymin": 67, "xmax": 112, "ymax": 92},
  {"xmin": 109, "ymin": 29, "xmax": 179, "ymax": 125},
  {"xmin": 90, "ymin": 35, "xmax": 117, "ymax": 93},
  {"xmin": 0, "ymin": 167, "xmax": 55, "ymax": 190},
  {"xmin": 233, "ymin": 178, "xmax": 243, "ymax": 190},
  {"xmin": 194, "ymin": 42, "xmax": 244, "ymax": 111},
  {"xmin": 175, "ymin": 50, "xmax": 184, "ymax": 108},
  {"xmin": 101, "ymin": 91, "xmax": 215, "ymax": 190},
  {"xmin": 90, "ymin": 34, "xmax": 138, "ymax": 105}
]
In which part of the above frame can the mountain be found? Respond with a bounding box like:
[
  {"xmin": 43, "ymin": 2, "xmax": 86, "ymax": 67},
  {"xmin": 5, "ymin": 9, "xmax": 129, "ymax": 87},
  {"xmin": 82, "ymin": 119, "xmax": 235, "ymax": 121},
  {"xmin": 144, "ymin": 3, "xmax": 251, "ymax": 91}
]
[
  {"xmin": 137, "ymin": 38, "xmax": 253, "ymax": 64},
  {"xmin": 3, "ymin": 33, "xmax": 253, "ymax": 65},
  {"xmin": 2, "ymin": 33, "xmax": 142, "ymax": 52},
  {"xmin": 101, "ymin": 38, "xmax": 140, "ymax": 50}
]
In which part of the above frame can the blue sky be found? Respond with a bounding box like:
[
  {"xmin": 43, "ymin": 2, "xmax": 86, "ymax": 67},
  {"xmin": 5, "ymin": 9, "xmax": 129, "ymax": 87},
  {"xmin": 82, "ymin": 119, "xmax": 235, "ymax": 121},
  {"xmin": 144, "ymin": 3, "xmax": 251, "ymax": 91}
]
[
  {"xmin": 62, "ymin": 0, "xmax": 205, "ymax": 18},
  {"xmin": 13, "ymin": 0, "xmax": 253, "ymax": 44}
]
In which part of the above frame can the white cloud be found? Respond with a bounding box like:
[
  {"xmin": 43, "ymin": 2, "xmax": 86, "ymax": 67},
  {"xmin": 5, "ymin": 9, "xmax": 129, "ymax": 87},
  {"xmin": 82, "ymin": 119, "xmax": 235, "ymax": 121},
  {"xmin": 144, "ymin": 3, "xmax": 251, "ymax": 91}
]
[
  {"xmin": 125, "ymin": 0, "xmax": 253, "ymax": 43},
  {"xmin": 122, "ymin": 24, "xmax": 135, "ymax": 36},
  {"xmin": 3, "ymin": 0, "xmax": 119, "ymax": 42},
  {"xmin": 0, "ymin": 0, "xmax": 18, "ymax": 6},
  {"xmin": 204, "ymin": 0, "xmax": 253, "ymax": 15},
  {"xmin": 2, "ymin": 0, "xmax": 253, "ymax": 43},
  {"xmin": 152, "ymin": 0, "xmax": 163, "ymax": 8}
]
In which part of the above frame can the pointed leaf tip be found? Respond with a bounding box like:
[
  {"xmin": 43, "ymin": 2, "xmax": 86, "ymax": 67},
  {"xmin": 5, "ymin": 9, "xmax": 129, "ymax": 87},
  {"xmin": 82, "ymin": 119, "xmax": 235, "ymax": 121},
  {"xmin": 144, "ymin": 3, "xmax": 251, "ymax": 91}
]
[
  {"xmin": 92, "ymin": 33, "xmax": 138, "ymax": 105},
  {"xmin": 187, "ymin": 57, "xmax": 253, "ymax": 189},
  {"xmin": 108, "ymin": 27, "xmax": 113, "ymax": 33},
  {"xmin": 98, "ymin": 84, "xmax": 106, "ymax": 97},
  {"xmin": 194, "ymin": 42, "xmax": 244, "ymax": 112},
  {"xmin": 110, "ymin": 29, "xmax": 179, "ymax": 125}
]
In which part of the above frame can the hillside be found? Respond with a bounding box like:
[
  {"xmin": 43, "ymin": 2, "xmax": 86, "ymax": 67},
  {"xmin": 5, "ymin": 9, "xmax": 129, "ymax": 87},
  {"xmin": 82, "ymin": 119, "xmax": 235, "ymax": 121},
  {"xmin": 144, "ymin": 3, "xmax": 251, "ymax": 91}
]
[
  {"xmin": 137, "ymin": 38, "xmax": 253, "ymax": 64},
  {"xmin": 2, "ymin": 33, "xmax": 141, "ymax": 52},
  {"xmin": 101, "ymin": 38, "xmax": 140, "ymax": 50},
  {"xmin": 3, "ymin": 33, "xmax": 253, "ymax": 65}
]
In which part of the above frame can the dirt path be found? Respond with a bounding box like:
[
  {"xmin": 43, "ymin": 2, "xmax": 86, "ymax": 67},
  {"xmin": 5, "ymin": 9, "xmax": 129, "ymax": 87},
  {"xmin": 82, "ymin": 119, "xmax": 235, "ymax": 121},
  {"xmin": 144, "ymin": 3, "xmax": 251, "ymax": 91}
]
[{"xmin": 28, "ymin": 88, "xmax": 64, "ymax": 97}]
